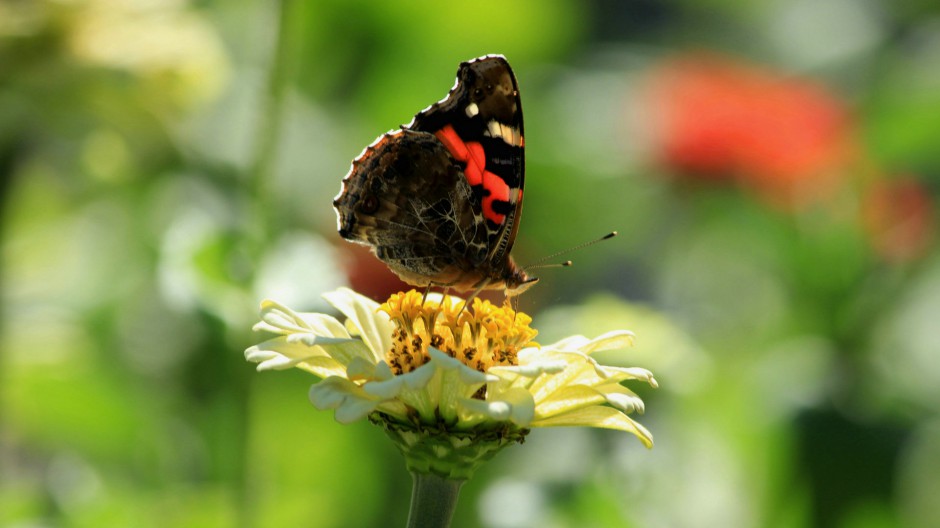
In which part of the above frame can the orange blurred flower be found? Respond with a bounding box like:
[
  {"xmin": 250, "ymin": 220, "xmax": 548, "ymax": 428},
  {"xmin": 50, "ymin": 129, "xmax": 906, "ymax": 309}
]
[{"xmin": 644, "ymin": 54, "xmax": 855, "ymax": 206}]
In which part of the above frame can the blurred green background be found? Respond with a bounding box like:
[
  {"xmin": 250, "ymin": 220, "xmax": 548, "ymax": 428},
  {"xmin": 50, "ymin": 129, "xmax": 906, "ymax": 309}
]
[{"xmin": 2, "ymin": 0, "xmax": 940, "ymax": 527}]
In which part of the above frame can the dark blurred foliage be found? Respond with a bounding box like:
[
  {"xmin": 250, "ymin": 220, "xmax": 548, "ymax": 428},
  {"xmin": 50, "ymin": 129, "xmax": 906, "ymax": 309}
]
[{"xmin": 2, "ymin": 1, "xmax": 940, "ymax": 527}]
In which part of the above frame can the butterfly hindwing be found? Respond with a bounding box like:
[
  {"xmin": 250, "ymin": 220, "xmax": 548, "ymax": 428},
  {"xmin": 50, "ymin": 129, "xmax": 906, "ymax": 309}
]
[{"xmin": 334, "ymin": 130, "xmax": 490, "ymax": 288}]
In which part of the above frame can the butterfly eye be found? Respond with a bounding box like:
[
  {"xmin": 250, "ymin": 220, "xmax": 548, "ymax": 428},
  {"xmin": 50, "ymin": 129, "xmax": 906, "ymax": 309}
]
[{"xmin": 473, "ymin": 88, "xmax": 483, "ymax": 99}]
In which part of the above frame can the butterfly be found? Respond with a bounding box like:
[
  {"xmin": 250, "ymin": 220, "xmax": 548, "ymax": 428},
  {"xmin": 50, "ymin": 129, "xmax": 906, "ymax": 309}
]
[{"xmin": 333, "ymin": 55, "xmax": 537, "ymax": 298}]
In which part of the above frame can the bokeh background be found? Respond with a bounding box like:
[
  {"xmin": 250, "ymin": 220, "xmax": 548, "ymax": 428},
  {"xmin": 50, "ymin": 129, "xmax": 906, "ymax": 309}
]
[{"xmin": 2, "ymin": 1, "xmax": 940, "ymax": 527}]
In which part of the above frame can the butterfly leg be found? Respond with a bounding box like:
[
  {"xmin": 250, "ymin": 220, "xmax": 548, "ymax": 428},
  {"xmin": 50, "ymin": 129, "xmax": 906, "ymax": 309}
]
[
  {"xmin": 458, "ymin": 281, "xmax": 489, "ymax": 316},
  {"xmin": 422, "ymin": 283, "xmax": 434, "ymax": 304},
  {"xmin": 508, "ymin": 295, "xmax": 519, "ymax": 323},
  {"xmin": 439, "ymin": 287, "xmax": 450, "ymax": 308}
]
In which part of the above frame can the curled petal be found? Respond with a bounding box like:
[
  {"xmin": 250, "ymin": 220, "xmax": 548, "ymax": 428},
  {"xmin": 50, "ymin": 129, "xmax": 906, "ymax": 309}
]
[
  {"xmin": 605, "ymin": 391, "xmax": 645, "ymax": 414},
  {"xmin": 345, "ymin": 356, "xmax": 380, "ymax": 381},
  {"xmin": 323, "ymin": 288, "xmax": 392, "ymax": 363},
  {"xmin": 382, "ymin": 362, "xmax": 444, "ymax": 420},
  {"xmin": 245, "ymin": 339, "xmax": 346, "ymax": 378},
  {"xmin": 533, "ymin": 406, "xmax": 654, "ymax": 448},
  {"xmin": 309, "ymin": 377, "xmax": 382, "ymax": 423},
  {"xmin": 597, "ymin": 366, "xmax": 659, "ymax": 388},
  {"xmin": 424, "ymin": 348, "xmax": 493, "ymax": 423},
  {"xmin": 286, "ymin": 334, "xmax": 355, "ymax": 347},
  {"xmin": 362, "ymin": 374, "xmax": 410, "ymax": 399},
  {"xmin": 254, "ymin": 300, "xmax": 349, "ymax": 338},
  {"xmin": 373, "ymin": 360, "xmax": 396, "ymax": 381},
  {"xmin": 459, "ymin": 387, "xmax": 535, "ymax": 426},
  {"xmin": 489, "ymin": 358, "xmax": 568, "ymax": 379},
  {"xmin": 428, "ymin": 347, "xmax": 494, "ymax": 385},
  {"xmin": 533, "ymin": 385, "xmax": 606, "ymax": 419},
  {"xmin": 547, "ymin": 330, "xmax": 635, "ymax": 354},
  {"xmin": 253, "ymin": 300, "xmax": 312, "ymax": 334},
  {"xmin": 284, "ymin": 333, "xmax": 376, "ymax": 368},
  {"xmin": 461, "ymin": 399, "xmax": 513, "ymax": 420}
]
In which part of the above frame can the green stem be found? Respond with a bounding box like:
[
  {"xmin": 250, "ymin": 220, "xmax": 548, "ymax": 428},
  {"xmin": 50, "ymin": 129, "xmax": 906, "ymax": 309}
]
[{"xmin": 406, "ymin": 472, "xmax": 464, "ymax": 528}]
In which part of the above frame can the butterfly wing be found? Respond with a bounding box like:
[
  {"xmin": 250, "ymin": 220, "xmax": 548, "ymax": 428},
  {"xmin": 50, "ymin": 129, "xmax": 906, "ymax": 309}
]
[
  {"xmin": 333, "ymin": 130, "xmax": 490, "ymax": 288},
  {"xmin": 407, "ymin": 55, "xmax": 525, "ymax": 265}
]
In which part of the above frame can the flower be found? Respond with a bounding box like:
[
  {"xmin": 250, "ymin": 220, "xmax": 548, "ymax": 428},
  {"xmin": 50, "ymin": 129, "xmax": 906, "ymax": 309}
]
[
  {"xmin": 245, "ymin": 288, "xmax": 657, "ymax": 479},
  {"xmin": 642, "ymin": 53, "xmax": 854, "ymax": 206}
]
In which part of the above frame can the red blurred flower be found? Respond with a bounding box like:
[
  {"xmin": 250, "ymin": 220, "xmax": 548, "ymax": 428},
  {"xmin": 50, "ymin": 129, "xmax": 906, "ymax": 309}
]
[
  {"xmin": 644, "ymin": 54, "xmax": 855, "ymax": 205},
  {"xmin": 340, "ymin": 244, "xmax": 503, "ymax": 303},
  {"xmin": 340, "ymin": 244, "xmax": 412, "ymax": 302},
  {"xmin": 861, "ymin": 178, "xmax": 935, "ymax": 263}
]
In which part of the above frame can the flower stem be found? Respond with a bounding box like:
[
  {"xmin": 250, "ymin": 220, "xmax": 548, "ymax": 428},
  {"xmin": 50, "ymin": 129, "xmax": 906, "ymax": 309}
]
[{"xmin": 406, "ymin": 472, "xmax": 464, "ymax": 528}]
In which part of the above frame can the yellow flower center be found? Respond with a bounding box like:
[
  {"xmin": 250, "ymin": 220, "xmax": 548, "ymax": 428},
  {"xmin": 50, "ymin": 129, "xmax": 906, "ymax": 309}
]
[{"xmin": 378, "ymin": 290, "xmax": 539, "ymax": 375}]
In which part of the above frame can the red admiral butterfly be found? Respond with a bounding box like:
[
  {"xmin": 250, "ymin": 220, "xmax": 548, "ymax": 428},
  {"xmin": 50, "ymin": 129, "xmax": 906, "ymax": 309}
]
[{"xmin": 333, "ymin": 55, "xmax": 536, "ymax": 298}]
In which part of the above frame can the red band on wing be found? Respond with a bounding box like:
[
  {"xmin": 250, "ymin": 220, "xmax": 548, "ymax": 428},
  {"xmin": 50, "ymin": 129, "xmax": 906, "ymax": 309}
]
[{"xmin": 435, "ymin": 125, "xmax": 509, "ymax": 225}]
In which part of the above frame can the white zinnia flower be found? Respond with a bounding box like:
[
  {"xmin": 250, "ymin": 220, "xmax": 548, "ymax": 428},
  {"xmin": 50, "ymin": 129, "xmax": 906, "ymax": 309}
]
[{"xmin": 246, "ymin": 288, "xmax": 657, "ymax": 479}]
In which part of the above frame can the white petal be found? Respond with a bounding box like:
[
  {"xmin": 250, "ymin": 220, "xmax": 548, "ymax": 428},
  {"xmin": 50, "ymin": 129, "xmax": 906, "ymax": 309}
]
[
  {"xmin": 605, "ymin": 391, "xmax": 644, "ymax": 414},
  {"xmin": 489, "ymin": 358, "xmax": 568, "ymax": 378},
  {"xmin": 360, "ymin": 377, "xmax": 403, "ymax": 399},
  {"xmin": 546, "ymin": 330, "xmax": 635, "ymax": 354},
  {"xmin": 245, "ymin": 344, "xmax": 299, "ymax": 370},
  {"xmin": 286, "ymin": 334, "xmax": 354, "ymax": 347},
  {"xmin": 308, "ymin": 377, "xmax": 381, "ymax": 423},
  {"xmin": 254, "ymin": 300, "xmax": 347, "ymax": 338},
  {"xmin": 532, "ymin": 406, "xmax": 654, "ymax": 448},
  {"xmin": 533, "ymin": 347, "xmax": 615, "ymax": 381},
  {"xmin": 284, "ymin": 333, "xmax": 375, "ymax": 367},
  {"xmin": 397, "ymin": 361, "xmax": 438, "ymax": 389},
  {"xmin": 323, "ymin": 288, "xmax": 393, "ymax": 363},
  {"xmin": 598, "ymin": 366, "xmax": 659, "ymax": 388},
  {"xmin": 374, "ymin": 399, "xmax": 411, "ymax": 422},
  {"xmin": 533, "ymin": 383, "xmax": 601, "ymax": 411},
  {"xmin": 298, "ymin": 312, "xmax": 351, "ymax": 338},
  {"xmin": 254, "ymin": 300, "xmax": 310, "ymax": 334},
  {"xmin": 423, "ymin": 348, "xmax": 491, "ymax": 422},
  {"xmin": 532, "ymin": 382, "xmax": 644, "ymax": 418},
  {"xmin": 459, "ymin": 387, "xmax": 535, "ymax": 426},
  {"xmin": 245, "ymin": 339, "xmax": 343, "ymax": 376},
  {"xmin": 522, "ymin": 357, "xmax": 597, "ymax": 403},
  {"xmin": 498, "ymin": 387, "xmax": 536, "ymax": 425},
  {"xmin": 461, "ymin": 398, "xmax": 513, "ymax": 420},
  {"xmin": 377, "ymin": 362, "xmax": 443, "ymax": 420},
  {"xmin": 345, "ymin": 356, "xmax": 379, "ymax": 380},
  {"xmin": 543, "ymin": 335, "xmax": 590, "ymax": 351},
  {"xmin": 428, "ymin": 347, "xmax": 492, "ymax": 385},
  {"xmin": 373, "ymin": 360, "xmax": 396, "ymax": 380}
]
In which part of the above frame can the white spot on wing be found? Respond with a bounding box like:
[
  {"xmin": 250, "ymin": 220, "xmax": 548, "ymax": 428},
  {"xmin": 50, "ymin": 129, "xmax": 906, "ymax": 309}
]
[
  {"xmin": 484, "ymin": 120, "xmax": 522, "ymax": 146},
  {"xmin": 466, "ymin": 103, "xmax": 479, "ymax": 118},
  {"xmin": 487, "ymin": 120, "xmax": 502, "ymax": 138}
]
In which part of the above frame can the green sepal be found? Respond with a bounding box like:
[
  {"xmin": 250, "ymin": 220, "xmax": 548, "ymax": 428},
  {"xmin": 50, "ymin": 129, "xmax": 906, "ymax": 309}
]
[{"xmin": 370, "ymin": 412, "xmax": 529, "ymax": 481}]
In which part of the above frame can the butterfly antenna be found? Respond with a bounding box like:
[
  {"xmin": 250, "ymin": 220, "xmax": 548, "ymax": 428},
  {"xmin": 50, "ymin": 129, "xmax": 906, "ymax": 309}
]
[
  {"xmin": 522, "ymin": 231, "xmax": 618, "ymax": 271},
  {"xmin": 523, "ymin": 260, "xmax": 573, "ymax": 272}
]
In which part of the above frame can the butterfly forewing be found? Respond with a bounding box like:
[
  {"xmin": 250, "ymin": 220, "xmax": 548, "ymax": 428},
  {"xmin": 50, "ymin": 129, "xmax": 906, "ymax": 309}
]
[{"xmin": 407, "ymin": 56, "xmax": 525, "ymax": 264}]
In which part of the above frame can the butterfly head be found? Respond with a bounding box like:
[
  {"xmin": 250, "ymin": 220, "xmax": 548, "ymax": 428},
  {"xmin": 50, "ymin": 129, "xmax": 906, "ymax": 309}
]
[{"xmin": 502, "ymin": 261, "xmax": 539, "ymax": 297}]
